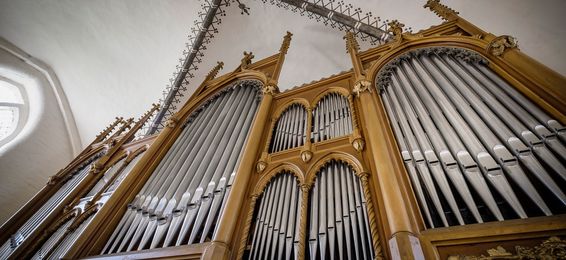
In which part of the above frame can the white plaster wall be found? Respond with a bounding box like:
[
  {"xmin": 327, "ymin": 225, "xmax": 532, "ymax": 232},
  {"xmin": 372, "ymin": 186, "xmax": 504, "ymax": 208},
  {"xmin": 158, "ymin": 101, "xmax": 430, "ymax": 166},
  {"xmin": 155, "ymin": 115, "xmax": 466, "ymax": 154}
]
[{"xmin": 0, "ymin": 47, "xmax": 74, "ymax": 225}]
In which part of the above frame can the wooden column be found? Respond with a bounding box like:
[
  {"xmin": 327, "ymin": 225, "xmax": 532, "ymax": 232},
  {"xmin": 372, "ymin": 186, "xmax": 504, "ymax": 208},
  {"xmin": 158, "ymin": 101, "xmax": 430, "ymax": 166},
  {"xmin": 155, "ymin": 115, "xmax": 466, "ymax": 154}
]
[
  {"xmin": 358, "ymin": 90, "xmax": 424, "ymax": 260},
  {"xmin": 203, "ymin": 88, "xmax": 274, "ymax": 259}
]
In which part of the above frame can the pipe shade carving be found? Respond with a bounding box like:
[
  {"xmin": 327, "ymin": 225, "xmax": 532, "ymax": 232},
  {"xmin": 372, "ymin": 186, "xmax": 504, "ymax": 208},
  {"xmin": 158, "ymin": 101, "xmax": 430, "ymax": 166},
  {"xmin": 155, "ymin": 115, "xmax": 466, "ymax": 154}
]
[{"xmin": 378, "ymin": 47, "xmax": 566, "ymax": 228}]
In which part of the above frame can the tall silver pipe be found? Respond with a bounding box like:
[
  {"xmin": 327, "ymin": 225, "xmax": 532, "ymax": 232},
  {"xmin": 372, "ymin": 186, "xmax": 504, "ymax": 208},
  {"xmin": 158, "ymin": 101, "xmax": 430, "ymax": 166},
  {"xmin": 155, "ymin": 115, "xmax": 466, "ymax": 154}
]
[
  {"xmin": 382, "ymin": 92, "xmax": 436, "ymax": 227},
  {"xmin": 401, "ymin": 59, "xmax": 522, "ymax": 219},
  {"xmin": 395, "ymin": 63, "xmax": 502, "ymax": 222},
  {"xmin": 433, "ymin": 54, "xmax": 565, "ymax": 208},
  {"xmin": 415, "ymin": 56, "xmax": 546, "ymax": 216}
]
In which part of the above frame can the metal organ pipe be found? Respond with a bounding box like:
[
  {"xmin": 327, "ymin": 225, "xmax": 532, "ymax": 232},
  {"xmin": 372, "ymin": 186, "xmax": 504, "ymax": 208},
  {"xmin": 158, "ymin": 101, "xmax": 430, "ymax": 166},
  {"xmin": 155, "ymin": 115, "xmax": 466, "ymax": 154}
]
[
  {"xmin": 269, "ymin": 104, "xmax": 307, "ymax": 153},
  {"xmin": 31, "ymin": 153, "xmax": 146, "ymax": 259},
  {"xmin": 0, "ymin": 154, "xmax": 101, "ymax": 259},
  {"xmin": 248, "ymin": 172, "xmax": 301, "ymax": 260},
  {"xmin": 102, "ymin": 81, "xmax": 261, "ymax": 254},
  {"xmin": 311, "ymin": 93, "xmax": 352, "ymax": 143},
  {"xmin": 379, "ymin": 47, "xmax": 566, "ymax": 228},
  {"xmin": 307, "ymin": 160, "xmax": 375, "ymax": 260}
]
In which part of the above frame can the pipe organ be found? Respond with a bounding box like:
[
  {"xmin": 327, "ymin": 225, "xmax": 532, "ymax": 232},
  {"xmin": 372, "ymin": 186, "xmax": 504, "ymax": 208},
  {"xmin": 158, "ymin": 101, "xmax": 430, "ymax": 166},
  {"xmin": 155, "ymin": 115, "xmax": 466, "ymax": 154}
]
[{"xmin": 1, "ymin": 1, "xmax": 566, "ymax": 259}]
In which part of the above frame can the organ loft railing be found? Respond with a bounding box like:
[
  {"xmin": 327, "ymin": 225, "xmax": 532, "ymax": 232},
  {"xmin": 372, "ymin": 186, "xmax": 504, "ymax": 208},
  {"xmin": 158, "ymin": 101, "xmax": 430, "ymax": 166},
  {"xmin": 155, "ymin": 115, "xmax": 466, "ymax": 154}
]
[{"xmin": 2, "ymin": 1, "xmax": 566, "ymax": 259}]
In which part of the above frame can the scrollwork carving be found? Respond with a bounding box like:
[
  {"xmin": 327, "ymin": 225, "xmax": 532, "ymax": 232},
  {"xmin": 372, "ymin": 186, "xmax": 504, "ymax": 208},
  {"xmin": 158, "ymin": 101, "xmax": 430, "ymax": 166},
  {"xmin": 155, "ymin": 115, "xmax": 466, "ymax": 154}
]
[
  {"xmin": 262, "ymin": 84, "xmax": 279, "ymax": 95},
  {"xmin": 448, "ymin": 236, "xmax": 566, "ymax": 259},
  {"xmin": 353, "ymin": 79, "xmax": 372, "ymax": 97},
  {"xmin": 487, "ymin": 35, "xmax": 518, "ymax": 56}
]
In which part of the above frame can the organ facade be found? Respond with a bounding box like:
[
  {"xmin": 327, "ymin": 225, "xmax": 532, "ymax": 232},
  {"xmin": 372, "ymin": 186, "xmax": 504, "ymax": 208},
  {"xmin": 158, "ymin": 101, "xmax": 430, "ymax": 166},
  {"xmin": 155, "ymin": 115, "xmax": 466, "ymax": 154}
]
[{"xmin": 1, "ymin": 1, "xmax": 565, "ymax": 259}]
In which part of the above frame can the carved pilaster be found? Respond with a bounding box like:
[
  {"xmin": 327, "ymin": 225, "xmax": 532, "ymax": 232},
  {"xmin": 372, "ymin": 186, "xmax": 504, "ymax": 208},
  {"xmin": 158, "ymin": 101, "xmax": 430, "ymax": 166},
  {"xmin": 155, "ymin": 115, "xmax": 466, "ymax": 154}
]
[
  {"xmin": 359, "ymin": 172, "xmax": 385, "ymax": 260},
  {"xmin": 236, "ymin": 194, "xmax": 259, "ymax": 260},
  {"xmin": 297, "ymin": 183, "xmax": 311, "ymax": 260}
]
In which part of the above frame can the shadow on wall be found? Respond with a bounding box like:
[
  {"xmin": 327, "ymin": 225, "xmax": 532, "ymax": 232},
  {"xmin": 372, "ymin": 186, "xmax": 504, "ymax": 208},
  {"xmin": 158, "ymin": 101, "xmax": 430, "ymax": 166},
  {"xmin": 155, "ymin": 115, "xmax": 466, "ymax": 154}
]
[{"xmin": 0, "ymin": 38, "xmax": 81, "ymax": 225}]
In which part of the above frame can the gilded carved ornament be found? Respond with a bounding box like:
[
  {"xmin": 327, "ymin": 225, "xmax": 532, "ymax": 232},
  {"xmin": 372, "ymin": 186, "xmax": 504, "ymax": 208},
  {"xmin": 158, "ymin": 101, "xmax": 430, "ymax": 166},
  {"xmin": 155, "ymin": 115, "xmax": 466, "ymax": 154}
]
[
  {"xmin": 165, "ymin": 117, "xmax": 178, "ymax": 128},
  {"xmin": 487, "ymin": 35, "xmax": 518, "ymax": 56},
  {"xmin": 300, "ymin": 150, "xmax": 313, "ymax": 163},
  {"xmin": 353, "ymin": 79, "xmax": 372, "ymax": 97},
  {"xmin": 279, "ymin": 31, "xmax": 293, "ymax": 55},
  {"xmin": 240, "ymin": 51, "xmax": 254, "ymax": 70},
  {"xmin": 344, "ymin": 31, "xmax": 360, "ymax": 54},
  {"xmin": 262, "ymin": 84, "xmax": 279, "ymax": 95},
  {"xmin": 352, "ymin": 137, "xmax": 365, "ymax": 152},
  {"xmin": 256, "ymin": 160, "xmax": 267, "ymax": 173},
  {"xmin": 448, "ymin": 236, "xmax": 566, "ymax": 259},
  {"xmin": 388, "ymin": 20, "xmax": 405, "ymax": 42}
]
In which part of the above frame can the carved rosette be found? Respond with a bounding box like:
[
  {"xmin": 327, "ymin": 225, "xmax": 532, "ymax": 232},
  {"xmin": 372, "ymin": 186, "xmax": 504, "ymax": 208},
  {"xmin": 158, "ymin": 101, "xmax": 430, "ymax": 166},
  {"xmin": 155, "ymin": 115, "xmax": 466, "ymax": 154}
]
[
  {"xmin": 352, "ymin": 137, "xmax": 365, "ymax": 152},
  {"xmin": 256, "ymin": 160, "xmax": 267, "ymax": 173},
  {"xmin": 300, "ymin": 150, "xmax": 313, "ymax": 163},
  {"xmin": 487, "ymin": 35, "xmax": 518, "ymax": 56},
  {"xmin": 353, "ymin": 79, "xmax": 372, "ymax": 97}
]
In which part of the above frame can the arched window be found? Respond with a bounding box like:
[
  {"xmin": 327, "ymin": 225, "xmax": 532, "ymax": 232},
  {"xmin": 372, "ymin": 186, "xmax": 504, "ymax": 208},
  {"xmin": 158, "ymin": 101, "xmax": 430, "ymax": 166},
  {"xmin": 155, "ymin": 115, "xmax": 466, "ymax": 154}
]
[{"xmin": 0, "ymin": 79, "xmax": 27, "ymax": 146}]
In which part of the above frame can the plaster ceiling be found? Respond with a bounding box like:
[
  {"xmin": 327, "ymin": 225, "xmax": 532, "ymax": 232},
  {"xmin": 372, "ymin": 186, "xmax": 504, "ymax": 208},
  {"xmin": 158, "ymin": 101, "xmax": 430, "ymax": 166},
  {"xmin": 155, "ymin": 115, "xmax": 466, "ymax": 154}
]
[{"xmin": 0, "ymin": 0, "xmax": 565, "ymax": 147}]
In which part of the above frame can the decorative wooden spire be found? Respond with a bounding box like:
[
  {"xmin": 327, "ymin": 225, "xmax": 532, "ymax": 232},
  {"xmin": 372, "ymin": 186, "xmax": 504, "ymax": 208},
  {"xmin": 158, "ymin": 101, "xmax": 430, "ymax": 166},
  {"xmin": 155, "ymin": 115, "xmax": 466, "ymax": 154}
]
[
  {"xmin": 94, "ymin": 117, "xmax": 123, "ymax": 143},
  {"xmin": 344, "ymin": 31, "xmax": 364, "ymax": 80},
  {"xmin": 279, "ymin": 31, "xmax": 293, "ymax": 55},
  {"xmin": 271, "ymin": 31, "xmax": 294, "ymax": 86},
  {"xmin": 93, "ymin": 103, "xmax": 160, "ymax": 173},
  {"xmin": 205, "ymin": 61, "xmax": 224, "ymax": 81},
  {"xmin": 424, "ymin": 0, "xmax": 460, "ymax": 21},
  {"xmin": 345, "ymin": 31, "xmax": 360, "ymax": 54}
]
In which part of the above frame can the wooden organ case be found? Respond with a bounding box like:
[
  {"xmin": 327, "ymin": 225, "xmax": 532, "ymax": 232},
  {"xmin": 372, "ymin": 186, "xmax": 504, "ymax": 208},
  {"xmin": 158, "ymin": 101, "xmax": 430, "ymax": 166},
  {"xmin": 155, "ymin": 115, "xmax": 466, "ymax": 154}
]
[{"xmin": 1, "ymin": 1, "xmax": 565, "ymax": 259}]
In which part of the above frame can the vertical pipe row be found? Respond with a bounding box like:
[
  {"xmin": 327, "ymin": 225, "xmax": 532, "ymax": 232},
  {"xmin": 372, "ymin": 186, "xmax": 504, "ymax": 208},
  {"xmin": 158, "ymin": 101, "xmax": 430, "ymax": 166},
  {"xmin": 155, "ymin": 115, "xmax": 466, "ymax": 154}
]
[
  {"xmin": 307, "ymin": 160, "xmax": 374, "ymax": 259},
  {"xmin": 102, "ymin": 82, "xmax": 261, "ymax": 254},
  {"xmin": 379, "ymin": 48, "xmax": 566, "ymax": 228},
  {"xmin": 0, "ymin": 154, "xmax": 101, "ymax": 259},
  {"xmin": 269, "ymin": 104, "xmax": 307, "ymax": 153},
  {"xmin": 310, "ymin": 93, "xmax": 353, "ymax": 143},
  {"xmin": 248, "ymin": 172, "xmax": 301, "ymax": 260}
]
